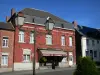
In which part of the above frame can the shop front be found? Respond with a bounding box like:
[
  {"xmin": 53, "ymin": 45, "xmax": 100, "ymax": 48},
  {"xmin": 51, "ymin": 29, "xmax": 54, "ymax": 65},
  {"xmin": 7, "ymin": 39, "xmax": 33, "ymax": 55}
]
[{"xmin": 38, "ymin": 50, "xmax": 69, "ymax": 68}]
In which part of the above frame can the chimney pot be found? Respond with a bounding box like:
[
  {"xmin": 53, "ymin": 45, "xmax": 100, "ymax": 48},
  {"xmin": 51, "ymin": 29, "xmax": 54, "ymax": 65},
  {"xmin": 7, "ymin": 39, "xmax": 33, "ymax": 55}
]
[
  {"xmin": 11, "ymin": 8, "xmax": 15, "ymax": 16},
  {"xmin": 6, "ymin": 16, "xmax": 10, "ymax": 22},
  {"xmin": 72, "ymin": 20, "xmax": 77, "ymax": 28}
]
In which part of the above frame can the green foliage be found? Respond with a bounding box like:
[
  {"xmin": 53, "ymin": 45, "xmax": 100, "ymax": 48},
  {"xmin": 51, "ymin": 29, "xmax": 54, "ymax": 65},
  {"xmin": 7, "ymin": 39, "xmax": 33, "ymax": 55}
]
[
  {"xmin": 39, "ymin": 57, "xmax": 47, "ymax": 62},
  {"xmin": 42, "ymin": 57, "xmax": 47, "ymax": 62},
  {"xmin": 74, "ymin": 57, "xmax": 99, "ymax": 75}
]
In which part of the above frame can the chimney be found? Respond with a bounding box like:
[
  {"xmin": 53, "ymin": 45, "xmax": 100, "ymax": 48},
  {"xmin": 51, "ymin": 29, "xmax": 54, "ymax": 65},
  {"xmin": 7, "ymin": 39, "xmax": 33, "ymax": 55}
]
[
  {"xmin": 11, "ymin": 8, "xmax": 15, "ymax": 16},
  {"xmin": 6, "ymin": 16, "xmax": 10, "ymax": 22},
  {"xmin": 72, "ymin": 20, "xmax": 77, "ymax": 28}
]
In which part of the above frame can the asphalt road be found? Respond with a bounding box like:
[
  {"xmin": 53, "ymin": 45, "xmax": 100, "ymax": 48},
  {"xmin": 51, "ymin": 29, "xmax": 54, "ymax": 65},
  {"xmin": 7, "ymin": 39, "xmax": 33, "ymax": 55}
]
[
  {"xmin": 0, "ymin": 67, "xmax": 75, "ymax": 75},
  {"xmin": 36, "ymin": 69, "xmax": 74, "ymax": 75}
]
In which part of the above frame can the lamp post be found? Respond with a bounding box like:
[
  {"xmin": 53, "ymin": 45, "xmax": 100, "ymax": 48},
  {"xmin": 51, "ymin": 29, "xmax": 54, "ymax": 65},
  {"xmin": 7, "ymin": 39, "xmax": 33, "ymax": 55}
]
[
  {"xmin": 33, "ymin": 17, "xmax": 54, "ymax": 75},
  {"xmin": 13, "ymin": 12, "xmax": 25, "ymax": 71}
]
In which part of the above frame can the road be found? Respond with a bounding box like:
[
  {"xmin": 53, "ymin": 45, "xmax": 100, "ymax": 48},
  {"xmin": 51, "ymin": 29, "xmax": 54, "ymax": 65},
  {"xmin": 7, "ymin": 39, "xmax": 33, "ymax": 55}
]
[
  {"xmin": 37, "ymin": 69, "xmax": 74, "ymax": 75},
  {"xmin": 0, "ymin": 67, "xmax": 75, "ymax": 75}
]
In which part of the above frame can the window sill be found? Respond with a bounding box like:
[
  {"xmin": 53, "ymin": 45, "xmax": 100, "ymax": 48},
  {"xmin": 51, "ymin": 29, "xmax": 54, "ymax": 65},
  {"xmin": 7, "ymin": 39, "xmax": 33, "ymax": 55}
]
[
  {"xmin": 29, "ymin": 42, "xmax": 34, "ymax": 44},
  {"xmin": 69, "ymin": 46, "xmax": 73, "ymax": 47},
  {"xmin": 2, "ymin": 46, "xmax": 9, "ymax": 48},
  {"xmin": 46, "ymin": 44, "xmax": 52, "ymax": 46},
  {"xmin": 61, "ymin": 45, "xmax": 65, "ymax": 46},
  {"xmin": 1, "ymin": 64, "xmax": 8, "ymax": 66},
  {"xmin": 18, "ymin": 41, "xmax": 26, "ymax": 43},
  {"xmin": 23, "ymin": 61, "xmax": 31, "ymax": 63}
]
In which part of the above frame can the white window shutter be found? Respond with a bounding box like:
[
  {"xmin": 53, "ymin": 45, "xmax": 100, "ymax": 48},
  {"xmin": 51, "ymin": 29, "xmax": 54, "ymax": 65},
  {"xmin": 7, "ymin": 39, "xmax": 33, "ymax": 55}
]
[
  {"xmin": 69, "ymin": 37, "xmax": 72, "ymax": 46},
  {"xmin": 46, "ymin": 35, "xmax": 52, "ymax": 45},
  {"xmin": 61, "ymin": 36, "xmax": 65, "ymax": 46}
]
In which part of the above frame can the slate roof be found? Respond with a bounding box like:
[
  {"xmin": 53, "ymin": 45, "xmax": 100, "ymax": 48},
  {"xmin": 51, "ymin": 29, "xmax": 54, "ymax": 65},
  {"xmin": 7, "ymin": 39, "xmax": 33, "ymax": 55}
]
[
  {"xmin": 21, "ymin": 8, "xmax": 67, "ymax": 23},
  {"xmin": 20, "ymin": 8, "xmax": 74, "ymax": 30},
  {"xmin": 0, "ymin": 22, "xmax": 14, "ymax": 30},
  {"xmin": 76, "ymin": 25, "xmax": 100, "ymax": 39}
]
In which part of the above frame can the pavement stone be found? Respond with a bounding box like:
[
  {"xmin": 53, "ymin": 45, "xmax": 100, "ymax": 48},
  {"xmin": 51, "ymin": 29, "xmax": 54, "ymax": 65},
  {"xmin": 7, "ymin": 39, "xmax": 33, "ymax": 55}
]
[{"xmin": 0, "ymin": 67, "xmax": 75, "ymax": 75}]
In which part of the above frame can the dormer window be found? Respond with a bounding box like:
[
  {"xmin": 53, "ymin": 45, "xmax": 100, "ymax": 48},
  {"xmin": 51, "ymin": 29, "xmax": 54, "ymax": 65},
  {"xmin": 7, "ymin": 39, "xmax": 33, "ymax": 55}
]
[
  {"xmin": 61, "ymin": 24, "xmax": 64, "ymax": 28},
  {"xmin": 32, "ymin": 19, "xmax": 34, "ymax": 23}
]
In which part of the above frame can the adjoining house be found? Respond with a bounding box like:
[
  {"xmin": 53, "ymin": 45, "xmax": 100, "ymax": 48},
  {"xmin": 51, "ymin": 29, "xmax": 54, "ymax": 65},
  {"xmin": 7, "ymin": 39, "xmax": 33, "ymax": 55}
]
[
  {"xmin": 73, "ymin": 21, "xmax": 100, "ymax": 63},
  {"xmin": 0, "ymin": 22, "xmax": 14, "ymax": 71},
  {"xmin": 7, "ymin": 8, "xmax": 76, "ymax": 71}
]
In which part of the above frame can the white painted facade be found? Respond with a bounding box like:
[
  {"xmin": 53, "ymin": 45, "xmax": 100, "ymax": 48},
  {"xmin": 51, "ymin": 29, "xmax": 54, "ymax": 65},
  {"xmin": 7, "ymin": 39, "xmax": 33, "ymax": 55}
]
[
  {"xmin": 81, "ymin": 36, "xmax": 100, "ymax": 62},
  {"xmin": 14, "ymin": 62, "xmax": 39, "ymax": 71}
]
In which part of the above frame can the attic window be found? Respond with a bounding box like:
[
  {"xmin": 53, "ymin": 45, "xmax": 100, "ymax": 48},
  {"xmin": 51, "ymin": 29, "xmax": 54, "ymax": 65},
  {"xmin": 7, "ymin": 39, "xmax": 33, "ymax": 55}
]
[
  {"xmin": 32, "ymin": 19, "xmax": 34, "ymax": 23},
  {"xmin": 61, "ymin": 24, "xmax": 64, "ymax": 28}
]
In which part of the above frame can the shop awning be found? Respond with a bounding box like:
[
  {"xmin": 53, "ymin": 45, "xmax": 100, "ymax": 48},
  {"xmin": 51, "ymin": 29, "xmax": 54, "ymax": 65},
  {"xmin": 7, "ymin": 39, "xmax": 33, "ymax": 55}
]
[{"xmin": 40, "ymin": 50, "xmax": 67, "ymax": 56}]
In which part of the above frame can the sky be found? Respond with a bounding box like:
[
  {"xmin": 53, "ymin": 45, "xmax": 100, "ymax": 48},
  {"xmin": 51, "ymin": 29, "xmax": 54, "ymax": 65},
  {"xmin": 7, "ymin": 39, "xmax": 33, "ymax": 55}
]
[{"xmin": 0, "ymin": 0, "xmax": 100, "ymax": 28}]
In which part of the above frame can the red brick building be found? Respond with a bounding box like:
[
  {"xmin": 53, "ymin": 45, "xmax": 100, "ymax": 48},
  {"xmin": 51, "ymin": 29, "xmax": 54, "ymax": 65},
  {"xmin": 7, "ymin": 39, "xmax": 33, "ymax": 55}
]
[
  {"xmin": 0, "ymin": 22, "xmax": 14, "ymax": 71},
  {"xmin": 8, "ymin": 8, "xmax": 76, "ymax": 70}
]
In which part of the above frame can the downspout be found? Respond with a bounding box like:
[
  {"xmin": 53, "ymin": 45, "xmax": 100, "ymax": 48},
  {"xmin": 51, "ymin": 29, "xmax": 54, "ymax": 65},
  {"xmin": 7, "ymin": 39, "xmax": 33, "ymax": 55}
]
[{"xmin": 12, "ymin": 26, "xmax": 16, "ymax": 71}]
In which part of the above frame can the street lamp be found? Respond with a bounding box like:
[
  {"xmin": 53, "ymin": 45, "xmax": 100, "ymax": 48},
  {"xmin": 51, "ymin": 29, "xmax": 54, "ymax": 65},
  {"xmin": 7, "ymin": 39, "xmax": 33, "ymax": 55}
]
[
  {"xmin": 13, "ymin": 12, "xmax": 25, "ymax": 71},
  {"xmin": 45, "ymin": 17, "xmax": 55, "ymax": 31},
  {"xmin": 15, "ymin": 12, "xmax": 25, "ymax": 26},
  {"xmin": 33, "ymin": 17, "xmax": 54, "ymax": 75}
]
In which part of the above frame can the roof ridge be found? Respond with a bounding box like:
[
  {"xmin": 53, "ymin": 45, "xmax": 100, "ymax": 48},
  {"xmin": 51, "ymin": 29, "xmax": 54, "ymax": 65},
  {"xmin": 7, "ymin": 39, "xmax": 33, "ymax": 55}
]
[
  {"xmin": 21, "ymin": 8, "xmax": 68, "ymax": 23},
  {"xmin": 79, "ymin": 25, "xmax": 98, "ymax": 30},
  {"xmin": 24, "ymin": 8, "xmax": 48, "ymax": 13}
]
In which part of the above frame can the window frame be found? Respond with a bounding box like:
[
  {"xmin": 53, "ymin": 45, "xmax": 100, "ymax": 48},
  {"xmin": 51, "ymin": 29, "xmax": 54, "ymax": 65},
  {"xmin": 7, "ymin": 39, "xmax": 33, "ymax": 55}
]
[
  {"xmin": 2, "ymin": 36, "xmax": 9, "ymax": 48},
  {"xmin": 69, "ymin": 36, "xmax": 73, "ymax": 47},
  {"xmin": 92, "ymin": 40, "xmax": 95, "ymax": 46},
  {"xmin": 97, "ymin": 40, "xmax": 99, "ymax": 44},
  {"xmin": 61, "ymin": 35, "xmax": 65, "ymax": 46},
  {"xmin": 30, "ymin": 32, "xmax": 34, "ymax": 43},
  {"xmin": 94, "ymin": 51, "xmax": 97, "ymax": 58},
  {"xmin": 1, "ymin": 55, "xmax": 8, "ymax": 66},
  {"xmin": 23, "ymin": 54, "xmax": 30, "ymax": 62},
  {"xmin": 19, "ymin": 30, "xmax": 24, "ymax": 43},
  {"xmin": 86, "ymin": 39, "xmax": 89, "ymax": 46},
  {"xmin": 46, "ymin": 34, "xmax": 52, "ymax": 45}
]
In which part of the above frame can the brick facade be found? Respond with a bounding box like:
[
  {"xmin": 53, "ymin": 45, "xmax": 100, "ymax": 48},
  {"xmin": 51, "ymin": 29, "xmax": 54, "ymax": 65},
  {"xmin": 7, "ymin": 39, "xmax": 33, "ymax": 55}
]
[
  {"xmin": 14, "ymin": 23, "xmax": 76, "ymax": 65},
  {"xmin": 0, "ymin": 30, "xmax": 14, "ymax": 68}
]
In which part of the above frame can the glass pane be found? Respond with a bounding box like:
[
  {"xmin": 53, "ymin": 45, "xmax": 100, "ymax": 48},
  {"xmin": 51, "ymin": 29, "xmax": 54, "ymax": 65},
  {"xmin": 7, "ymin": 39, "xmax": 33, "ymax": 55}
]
[
  {"xmin": 27, "ymin": 55, "xmax": 30, "ymax": 61},
  {"xmin": 23, "ymin": 55, "xmax": 26, "ymax": 61},
  {"xmin": 2, "ymin": 55, "xmax": 8, "ymax": 65},
  {"xmin": 3, "ymin": 40, "xmax": 5, "ymax": 46},
  {"xmin": 69, "ymin": 56, "xmax": 73, "ymax": 61},
  {"xmin": 69, "ymin": 37, "xmax": 72, "ymax": 46}
]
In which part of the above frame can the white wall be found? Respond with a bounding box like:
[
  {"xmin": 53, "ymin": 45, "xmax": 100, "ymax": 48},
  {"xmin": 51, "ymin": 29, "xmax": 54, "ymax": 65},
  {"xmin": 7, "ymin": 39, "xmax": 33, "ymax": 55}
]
[
  {"xmin": 81, "ymin": 36, "xmax": 100, "ymax": 62},
  {"xmin": 81, "ymin": 37, "xmax": 87, "ymax": 57},
  {"xmin": 14, "ymin": 62, "xmax": 39, "ymax": 71}
]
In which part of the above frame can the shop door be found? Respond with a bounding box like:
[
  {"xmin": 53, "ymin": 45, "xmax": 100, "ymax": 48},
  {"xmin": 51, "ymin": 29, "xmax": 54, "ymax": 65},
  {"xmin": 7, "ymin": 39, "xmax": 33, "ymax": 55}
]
[{"xmin": 68, "ymin": 52, "xmax": 73, "ymax": 66}]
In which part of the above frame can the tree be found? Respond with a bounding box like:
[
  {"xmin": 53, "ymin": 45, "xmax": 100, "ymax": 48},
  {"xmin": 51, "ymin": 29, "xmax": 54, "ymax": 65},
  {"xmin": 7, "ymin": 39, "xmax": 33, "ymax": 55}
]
[{"xmin": 74, "ymin": 57, "xmax": 99, "ymax": 75}]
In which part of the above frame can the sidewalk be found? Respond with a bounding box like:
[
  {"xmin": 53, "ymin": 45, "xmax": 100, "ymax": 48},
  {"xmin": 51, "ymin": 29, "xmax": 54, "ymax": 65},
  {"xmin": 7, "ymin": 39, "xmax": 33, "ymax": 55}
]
[{"xmin": 0, "ymin": 67, "xmax": 75, "ymax": 75}]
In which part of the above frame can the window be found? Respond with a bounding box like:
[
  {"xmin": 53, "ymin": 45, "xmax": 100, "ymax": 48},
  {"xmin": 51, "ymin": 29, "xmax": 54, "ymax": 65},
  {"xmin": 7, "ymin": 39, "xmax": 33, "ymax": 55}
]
[
  {"xmin": 2, "ymin": 37, "xmax": 8, "ymax": 47},
  {"xmin": 69, "ymin": 36, "xmax": 73, "ymax": 46},
  {"xmin": 23, "ymin": 54, "xmax": 30, "ymax": 62},
  {"xmin": 1, "ymin": 55, "xmax": 8, "ymax": 66},
  {"xmin": 86, "ymin": 39, "xmax": 89, "ymax": 46},
  {"xmin": 92, "ymin": 40, "xmax": 94, "ymax": 46},
  {"xmin": 19, "ymin": 31, "xmax": 24, "ymax": 42},
  {"xmin": 69, "ymin": 56, "xmax": 73, "ymax": 61},
  {"xmin": 86, "ymin": 51, "xmax": 89, "ymax": 56},
  {"xmin": 99, "ymin": 52, "xmax": 100, "ymax": 59},
  {"xmin": 61, "ymin": 36, "xmax": 65, "ymax": 46},
  {"xmin": 30, "ymin": 32, "xmax": 34, "ymax": 43},
  {"xmin": 46, "ymin": 35, "xmax": 52, "ymax": 45},
  {"xmin": 94, "ymin": 51, "xmax": 97, "ymax": 58},
  {"xmin": 97, "ymin": 40, "xmax": 99, "ymax": 44}
]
